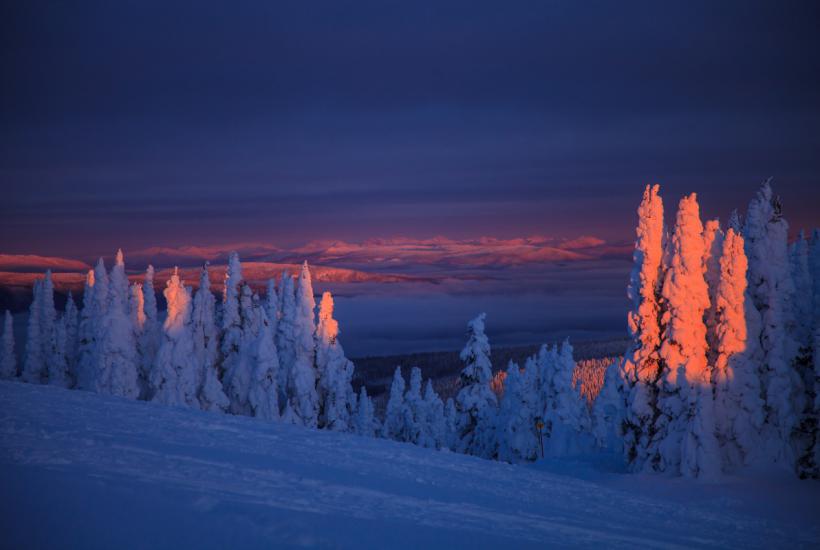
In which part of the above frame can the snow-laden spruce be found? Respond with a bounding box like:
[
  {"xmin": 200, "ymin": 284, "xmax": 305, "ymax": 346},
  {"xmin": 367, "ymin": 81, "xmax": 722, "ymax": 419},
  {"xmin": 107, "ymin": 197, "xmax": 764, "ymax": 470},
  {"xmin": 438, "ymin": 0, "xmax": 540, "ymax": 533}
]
[
  {"xmin": 540, "ymin": 340, "xmax": 591, "ymax": 456},
  {"xmin": 288, "ymin": 262, "xmax": 319, "ymax": 428},
  {"xmin": 21, "ymin": 279, "xmax": 45, "ymax": 384},
  {"xmin": 421, "ymin": 380, "xmax": 446, "ymax": 449},
  {"xmin": 220, "ymin": 252, "xmax": 245, "ymax": 412},
  {"xmin": 316, "ymin": 291, "xmax": 355, "ymax": 431},
  {"xmin": 713, "ymin": 228, "xmax": 764, "ymax": 470},
  {"xmin": 138, "ymin": 266, "xmax": 161, "ymax": 397},
  {"xmin": 744, "ymin": 181, "xmax": 803, "ymax": 467},
  {"xmin": 0, "ymin": 310, "xmax": 16, "ymax": 379},
  {"xmin": 275, "ymin": 270, "xmax": 296, "ymax": 412},
  {"xmin": 703, "ymin": 219, "xmax": 724, "ymax": 369},
  {"xmin": 150, "ymin": 269, "xmax": 199, "ymax": 407},
  {"xmin": 248, "ymin": 307, "xmax": 280, "ymax": 421},
  {"xmin": 622, "ymin": 184, "xmax": 665, "ymax": 469},
  {"xmin": 382, "ymin": 366, "xmax": 409, "ymax": 441},
  {"xmin": 62, "ymin": 292, "xmax": 79, "ymax": 385},
  {"xmin": 224, "ymin": 284, "xmax": 264, "ymax": 416},
  {"xmin": 40, "ymin": 271, "xmax": 68, "ymax": 387},
  {"xmin": 192, "ymin": 265, "xmax": 229, "ymax": 413},
  {"xmin": 97, "ymin": 250, "xmax": 141, "ymax": 399},
  {"xmin": 656, "ymin": 193, "xmax": 719, "ymax": 478},
  {"xmin": 496, "ymin": 360, "xmax": 539, "ymax": 462},
  {"xmin": 591, "ymin": 360, "xmax": 626, "ymax": 453},
  {"xmin": 455, "ymin": 313, "xmax": 498, "ymax": 459},
  {"xmin": 353, "ymin": 385, "xmax": 379, "ymax": 437}
]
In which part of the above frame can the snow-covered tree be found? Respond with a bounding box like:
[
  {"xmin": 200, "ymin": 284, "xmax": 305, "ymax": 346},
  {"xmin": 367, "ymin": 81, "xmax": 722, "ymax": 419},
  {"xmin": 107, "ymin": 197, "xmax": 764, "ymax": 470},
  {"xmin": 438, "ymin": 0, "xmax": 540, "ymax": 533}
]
[
  {"xmin": 744, "ymin": 181, "xmax": 802, "ymax": 467},
  {"xmin": 76, "ymin": 267, "xmax": 102, "ymax": 390},
  {"xmin": 703, "ymin": 219, "xmax": 724, "ymax": 368},
  {"xmin": 809, "ymin": 229, "xmax": 820, "ymax": 477},
  {"xmin": 288, "ymin": 262, "xmax": 319, "ymax": 428},
  {"xmin": 591, "ymin": 360, "xmax": 626, "ymax": 453},
  {"xmin": 62, "ymin": 292, "xmax": 80, "ymax": 385},
  {"xmin": 0, "ymin": 310, "xmax": 16, "ymax": 379},
  {"xmin": 789, "ymin": 232, "xmax": 812, "ymax": 370},
  {"xmin": 139, "ymin": 266, "xmax": 161, "ymax": 395},
  {"xmin": 97, "ymin": 250, "xmax": 140, "ymax": 399},
  {"xmin": 791, "ymin": 231, "xmax": 817, "ymax": 478},
  {"xmin": 353, "ymin": 386, "xmax": 378, "ymax": 437},
  {"xmin": 316, "ymin": 291, "xmax": 354, "ymax": 431},
  {"xmin": 455, "ymin": 313, "xmax": 498, "ymax": 458},
  {"xmin": 150, "ymin": 268, "xmax": 198, "ymax": 407},
  {"xmin": 655, "ymin": 193, "xmax": 719, "ymax": 477},
  {"xmin": 404, "ymin": 367, "xmax": 425, "ymax": 445},
  {"xmin": 382, "ymin": 367, "xmax": 409, "ymax": 441},
  {"xmin": 497, "ymin": 360, "xmax": 539, "ymax": 462},
  {"xmin": 713, "ymin": 228, "xmax": 764, "ymax": 470},
  {"xmin": 21, "ymin": 280, "xmax": 44, "ymax": 384},
  {"xmin": 223, "ymin": 284, "xmax": 263, "ymax": 416},
  {"xmin": 39, "ymin": 271, "xmax": 68, "ymax": 387},
  {"xmin": 191, "ymin": 265, "xmax": 228, "ymax": 412},
  {"xmin": 276, "ymin": 270, "xmax": 296, "ymax": 408},
  {"xmin": 622, "ymin": 184, "xmax": 665, "ymax": 469},
  {"xmin": 266, "ymin": 278, "xmax": 279, "ymax": 337},
  {"xmin": 421, "ymin": 380, "xmax": 445, "ymax": 449},
  {"xmin": 221, "ymin": 252, "xmax": 244, "ymax": 358},
  {"xmin": 543, "ymin": 340, "xmax": 590, "ymax": 456},
  {"xmin": 248, "ymin": 309, "xmax": 281, "ymax": 421},
  {"xmin": 130, "ymin": 283, "xmax": 146, "ymax": 332},
  {"xmin": 129, "ymin": 282, "xmax": 148, "ymax": 397},
  {"xmin": 443, "ymin": 397, "xmax": 458, "ymax": 450}
]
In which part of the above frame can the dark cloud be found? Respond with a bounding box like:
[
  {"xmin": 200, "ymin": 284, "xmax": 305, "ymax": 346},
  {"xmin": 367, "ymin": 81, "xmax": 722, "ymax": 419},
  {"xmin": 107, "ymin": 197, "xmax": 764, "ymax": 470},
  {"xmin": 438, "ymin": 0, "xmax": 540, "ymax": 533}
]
[{"xmin": 1, "ymin": 0, "xmax": 819, "ymax": 257}]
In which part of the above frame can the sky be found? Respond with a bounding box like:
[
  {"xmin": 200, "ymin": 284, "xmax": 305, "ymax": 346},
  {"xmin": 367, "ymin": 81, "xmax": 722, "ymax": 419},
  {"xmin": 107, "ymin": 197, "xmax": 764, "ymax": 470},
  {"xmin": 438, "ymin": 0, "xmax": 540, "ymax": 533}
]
[{"xmin": 1, "ymin": 1, "xmax": 819, "ymax": 258}]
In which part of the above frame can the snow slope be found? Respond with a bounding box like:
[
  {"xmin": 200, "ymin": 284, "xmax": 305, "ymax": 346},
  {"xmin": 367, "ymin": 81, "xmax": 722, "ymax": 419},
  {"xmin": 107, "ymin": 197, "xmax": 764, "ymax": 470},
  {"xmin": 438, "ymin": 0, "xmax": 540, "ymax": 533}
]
[{"xmin": 1, "ymin": 381, "xmax": 817, "ymax": 549}]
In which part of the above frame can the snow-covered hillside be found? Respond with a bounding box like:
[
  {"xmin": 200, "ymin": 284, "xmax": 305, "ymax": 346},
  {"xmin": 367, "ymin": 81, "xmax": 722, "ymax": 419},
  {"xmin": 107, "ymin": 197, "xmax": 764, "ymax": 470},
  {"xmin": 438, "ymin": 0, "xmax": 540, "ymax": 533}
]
[{"xmin": 1, "ymin": 381, "xmax": 817, "ymax": 549}]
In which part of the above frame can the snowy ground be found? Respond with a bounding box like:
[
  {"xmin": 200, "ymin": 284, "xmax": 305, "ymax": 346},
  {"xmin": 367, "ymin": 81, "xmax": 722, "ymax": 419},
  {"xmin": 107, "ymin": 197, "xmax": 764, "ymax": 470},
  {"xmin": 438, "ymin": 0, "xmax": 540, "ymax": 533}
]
[{"xmin": 1, "ymin": 381, "xmax": 817, "ymax": 549}]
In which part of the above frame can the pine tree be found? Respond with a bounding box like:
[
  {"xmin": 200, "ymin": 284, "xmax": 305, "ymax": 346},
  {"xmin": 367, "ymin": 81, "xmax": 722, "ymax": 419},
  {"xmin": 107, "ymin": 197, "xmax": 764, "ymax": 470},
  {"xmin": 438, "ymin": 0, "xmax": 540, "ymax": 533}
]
[
  {"xmin": 655, "ymin": 193, "xmax": 718, "ymax": 477},
  {"xmin": 288, "ymin": 261, "xmax": 319, "ymax": 428},
  {"xmin": 315, "ymin": 291, "xmax": 354, "ymax": 431},
  {"xmin": 139, "ymin": 266, "xmax": 161, "ymax": 393},
  {"xmin": 353, "ymin": 386, "xmax": 378, "ymax": 437},
  {"xmin": 21, "ymin": 280, "xmax": 45, "ymax": 384},
  {"xmin": 591, "ymin": 360, "xmax": 626, "ymax": 452},
  {"xmin": 443, "ymin": 397, "xmax": 458, "ymax": 450},
  {"xmin": 404, "ymin": 367, "xmax": 425, "ymax": 444},
  {"xmin": 455, "ymin": 313, "xmax": 497, "ymax": 458},
  {"xmin": 129, "ymin": 282, "xmax": 148, "ymax": 397},
  {"xmin": 150, "ymin": 268, "xmax": 198, "ymax": 407},
  {"xmin": 266, "ymin": 278, "xmax": 279, "ymax": 337},
  {"xmin": 0, "ymin": 310, "xmax": 16, "ymax": 379},
  {"xmin": 622, "ymin": 184, "xmax": 665, "ymax": 469},
  {"xmin": 421, "ymin": 379, "xmax": 446, "ymax": 449},
  {"xmin": 276, "ymin": 270, "xmax": 296, "ymax": 408},
  {"xmin": 41, "ymin": 271, "xmax": 67, "ymax": 387},
  {"xmin": 220, "ymin": 252, "xmax": 245, "ymax": 410},
  {"xmin": 744, "ymin": 181, "xmax": 802, "ymax": 467},
  {"xmin": 703, "ymin": 219, "xmax": 724, "ymax": 368},
  {"xmin": 497, "ymin": 360, "xmax": 539, "ymax": 462},
  {"xmin": 76, "ymin": 267, "xmax": 100, "ymax": 390},
  {"xmin": 543, "ymin": 340, "xmax": 590, "ymax": 456},
  {"xmin": 713, "ymin": 228, "xmax": 765, "ymax": 470},
  {"xmin": 790, "ymin": 232, "xmax": 818, "ymax": 477},
  {"xmin": 62, "ymin": 292, "xmax": 80, "ymax": 386},
  {"xmin": 224, "ymin": 284, "xmax": 262, "ymax": 416},
  {"xmin": 382, "ymin": 367, "xmax": 409, "ymax": 441},
  {"xmin": 98, "ymin": 250, "xmax": 140, "ymax": 398},
  {"xmin": 192, "ymin": 265, "xmax": 229, "ymax": 412},
  {"xmin": 809, "ymin": 229, "xmax": 820, "ymax": 477},
  {"xmin": 248, "ymin": 309, "xmax": 281, "ymax": 420}
]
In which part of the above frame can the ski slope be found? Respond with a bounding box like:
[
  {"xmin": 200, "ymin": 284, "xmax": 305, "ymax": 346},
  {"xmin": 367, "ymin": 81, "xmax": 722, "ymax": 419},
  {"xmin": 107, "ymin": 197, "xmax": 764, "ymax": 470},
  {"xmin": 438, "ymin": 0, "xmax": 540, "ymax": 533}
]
[{"xmin": 1, "ymin": 381, "xmax": 817, "ymax": 549}]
